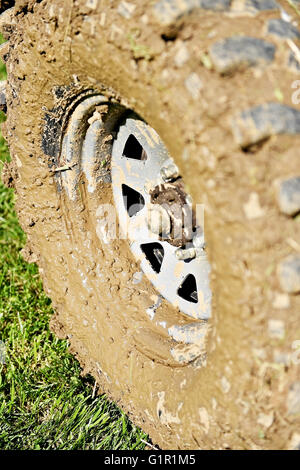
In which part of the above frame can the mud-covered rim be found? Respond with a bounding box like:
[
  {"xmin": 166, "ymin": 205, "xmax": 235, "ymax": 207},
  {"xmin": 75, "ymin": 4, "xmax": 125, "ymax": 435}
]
[
  {"xmin": 111, "ymin": 117, "xmax": 212, "ymax": 320},
  {"xmin": 58, "ymin": 94, "xmax": 212, "ymax": 321}
]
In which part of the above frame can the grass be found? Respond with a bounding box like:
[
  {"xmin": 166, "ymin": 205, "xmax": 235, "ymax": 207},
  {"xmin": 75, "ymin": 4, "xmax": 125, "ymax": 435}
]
[{"xmin": 0, "ymin": 38, "xmax": 146, "ymax": 450}]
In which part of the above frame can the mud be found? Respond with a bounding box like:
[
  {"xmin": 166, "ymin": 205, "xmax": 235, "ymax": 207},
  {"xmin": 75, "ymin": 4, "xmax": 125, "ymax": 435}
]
[
  {"xmin": 150, "ymin": 179, "xmax": 195, "ymax": 246},
  {"xmin": 2, "ymin": 0, "xmax": 300, "ymax": 449}
]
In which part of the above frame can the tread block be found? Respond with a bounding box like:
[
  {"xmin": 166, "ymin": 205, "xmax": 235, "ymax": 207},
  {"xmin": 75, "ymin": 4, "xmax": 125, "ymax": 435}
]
[
  {"xmin": 277, "ymin": 254, "xmax": 300, "ymax": 294},
  {"xmin": 231, "ymin": 103, "xmax": 300, "ymax": 147},
  {"xmin": 209, "ymin": 36, "xmax": 275, "ymax": 74},
  {"xmin": 277, "ymin": 176, "xmax": 300, "ymax": 216},
  {"xmin": 198, "ymin": 0, "xmax": 231, "ymax": 9}
]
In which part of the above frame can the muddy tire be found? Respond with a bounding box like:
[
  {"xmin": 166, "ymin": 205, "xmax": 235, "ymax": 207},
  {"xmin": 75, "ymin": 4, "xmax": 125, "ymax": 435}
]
[{"xmin": 2, "ymin": 0, "xmax": 300, "ymax": 450}]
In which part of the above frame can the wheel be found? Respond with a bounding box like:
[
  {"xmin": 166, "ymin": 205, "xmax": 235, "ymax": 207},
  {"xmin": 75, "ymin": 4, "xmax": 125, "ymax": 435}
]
[{"xmin": 1, "ymin": 0, "xmax": 300, "ymax": 450}]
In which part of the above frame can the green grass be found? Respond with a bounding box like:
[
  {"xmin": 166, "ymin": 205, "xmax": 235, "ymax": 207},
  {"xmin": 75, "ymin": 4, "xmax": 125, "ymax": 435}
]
[{"xmin": 0, "ymin": 40, "xmax": 146, "ymax": 450}]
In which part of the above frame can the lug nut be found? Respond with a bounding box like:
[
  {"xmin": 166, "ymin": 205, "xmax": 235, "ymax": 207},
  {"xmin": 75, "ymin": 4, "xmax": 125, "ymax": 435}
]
[
  {"xmin": 175, "ymin": 244, "xmax": 206, "ymax": 261},
  {"xmin": 160, "ymin": 162, "xmax": 179, "ymax": 182},
  {"xmin": 175, "ymin": 247, "xmax": 197, "ymax": 260}
]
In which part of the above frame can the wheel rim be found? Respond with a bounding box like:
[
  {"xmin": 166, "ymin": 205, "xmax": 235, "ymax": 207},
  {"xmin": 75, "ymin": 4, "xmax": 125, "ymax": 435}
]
[
  {"xmin": 111, "ymin": 117, "xmax": 211, "ymax": 320},
  {"xmin": 58, "ymin": 94, "xmax": 212, "ymax": 322}
]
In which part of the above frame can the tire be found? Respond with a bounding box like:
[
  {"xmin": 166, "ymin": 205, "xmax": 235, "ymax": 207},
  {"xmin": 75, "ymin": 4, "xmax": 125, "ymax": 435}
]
[{"xmin": 1, "ymin": 0, "xmax": 300, "ymax": 450}]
